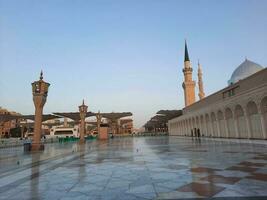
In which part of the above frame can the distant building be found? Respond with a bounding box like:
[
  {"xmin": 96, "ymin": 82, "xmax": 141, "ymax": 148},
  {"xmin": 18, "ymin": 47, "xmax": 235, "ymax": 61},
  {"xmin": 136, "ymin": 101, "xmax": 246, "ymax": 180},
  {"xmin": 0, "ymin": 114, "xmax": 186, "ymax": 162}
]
[
  {"xmin": 168, "ymin": 42, "xmax": 267, "ymax": 140},
  {"xmin": 0, "ymin": 107, "xmax": 21, "ymax": 138},
  {"xmin": 119, "ymin": 118, "xmax": 133, "ymax": 134}
]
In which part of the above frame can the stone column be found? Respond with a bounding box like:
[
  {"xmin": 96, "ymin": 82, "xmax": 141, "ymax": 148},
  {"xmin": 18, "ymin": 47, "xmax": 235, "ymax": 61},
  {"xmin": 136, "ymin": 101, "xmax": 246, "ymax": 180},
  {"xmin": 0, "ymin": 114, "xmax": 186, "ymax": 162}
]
[
  {"xmin": 116, "ymin": 119, "xmax": 120, "ymax": 134},
  {"xmin": 21, "ymin": 125, "xmax": 24, "ymax": 138},
  {"xmin": 244, "ymin": 109, "xmax": 252, "ymax": 139},
  {"xmin": 186, "ymin": 121, "xmax": 189, "ymax": 136},
  {"xmin": 79, "ymin": 100, "xmax": 88, "ymax": 143},
  {"xmin": 111, "ymin": 120, "xmax": 117, "ymax": 135},
  {"xmin": 215, "ymin": 116, "xmax": 221, "ymax": 138},
  {"xmin": 31, "ymin": 71, "xmax": 50, "ymax": 151},
  {"xmin": 199, "ymin": 119, "xmax": 203, "ymax": 136},
  {"xmin": 259, "ymin": 111, "xmax": 267, "ymax": 139},
  {"xmin": 64, "ymin": 117, "xmax": 68, "ymax": 127},
  {"xmin": 79, "ymin": 117, "xmax": 85, "ymax": 143},
  {"xmin": 204, "ymin": 118, "xmax": 208, "ymax": 136},
  {"xmin": 32, "ymin": 96, "xmax": 45, "ymax": 151},
  {"xmin": 223, "ymin": 115, "xmax": 229, "ymax": 138},
  {"xmin": 96, "ymin": 112, "xmax": 102, "ymax": 136},
  {"xmin": 233, "ymin": 117, "xmax": 240, "ymax": 138}
]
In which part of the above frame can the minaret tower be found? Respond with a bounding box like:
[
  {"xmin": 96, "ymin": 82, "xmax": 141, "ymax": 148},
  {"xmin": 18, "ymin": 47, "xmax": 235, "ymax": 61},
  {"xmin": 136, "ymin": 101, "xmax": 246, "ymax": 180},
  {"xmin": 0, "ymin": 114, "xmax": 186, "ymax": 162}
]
[
  {"xmin": 182, "ymin": 40, "xmax": 196, "ymax": 107},
  {"xmin": 197, "ymin": 60, "xmax": 205, "ymax": 100}
]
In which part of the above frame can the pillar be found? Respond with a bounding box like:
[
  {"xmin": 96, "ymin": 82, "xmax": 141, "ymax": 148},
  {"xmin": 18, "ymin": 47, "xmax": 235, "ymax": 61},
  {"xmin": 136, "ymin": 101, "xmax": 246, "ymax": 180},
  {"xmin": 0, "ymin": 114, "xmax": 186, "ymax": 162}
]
[
  {"xmin": 244, "ymin": 109, "xmax": 252, "ymax": 139},
  {"xmin": 96, "ymin": 112, "xmax": 102, "ymax": 135},
  {"xmin": 80, "ymin": 118, "xmax": 85, "ymax": 143},
  {"xmin": 78, "ymin": 100, "xmax": 88, "ymax": 143},
  {"xmin": 64, "ymin": 117, "xmax": 68, "ymax": 127},
  {"xmin": 216, "ymin": 119, "xmax": 221, "ymax": 138},
  {"xmin": 233, "ymin": 117, "xmax": 239, "ymax": 138},
  {"xmin": 259, "ymin": 111, "xmax": 267, "ymax": 139},
  {"xmin": 224, "ymin": 116, "xmax": 230, "ymax": 138},
  {"xmin": 21, "ymin": 125, "xmax": 24, "ymax": 138},
  {"xmin": 31, "ymin": 71, "xmax": 50, "ymax": 151},
  {"xmin": 199, "ymin": 118, "xmax": 203, "ymax": 136},
  {"xmin": 32, "ymin": 96, "xmax": 45, "ymax": 151}
]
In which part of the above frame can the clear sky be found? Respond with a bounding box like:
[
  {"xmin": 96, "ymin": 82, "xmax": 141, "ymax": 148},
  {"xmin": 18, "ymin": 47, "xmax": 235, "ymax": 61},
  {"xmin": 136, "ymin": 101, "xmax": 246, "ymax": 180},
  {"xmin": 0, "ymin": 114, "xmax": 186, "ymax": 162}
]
[{"xmin": 0, "ymin": 0, "xmax": 266, "ymax": 128}]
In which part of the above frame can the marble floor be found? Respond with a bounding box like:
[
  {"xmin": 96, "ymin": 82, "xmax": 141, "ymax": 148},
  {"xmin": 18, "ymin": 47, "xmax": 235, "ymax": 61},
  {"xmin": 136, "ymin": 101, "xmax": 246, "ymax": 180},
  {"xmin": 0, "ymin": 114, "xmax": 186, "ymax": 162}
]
[{"xmin": 0, "ymin": 136, "xmax": 267, "ymax": 200}]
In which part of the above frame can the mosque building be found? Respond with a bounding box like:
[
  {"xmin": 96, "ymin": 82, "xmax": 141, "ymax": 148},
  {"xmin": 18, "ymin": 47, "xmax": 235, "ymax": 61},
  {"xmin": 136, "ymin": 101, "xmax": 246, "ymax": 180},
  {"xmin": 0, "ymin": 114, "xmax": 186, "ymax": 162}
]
[{"xmin": 168, "ymin": 42, "xmax": 267, "ymax": 139}]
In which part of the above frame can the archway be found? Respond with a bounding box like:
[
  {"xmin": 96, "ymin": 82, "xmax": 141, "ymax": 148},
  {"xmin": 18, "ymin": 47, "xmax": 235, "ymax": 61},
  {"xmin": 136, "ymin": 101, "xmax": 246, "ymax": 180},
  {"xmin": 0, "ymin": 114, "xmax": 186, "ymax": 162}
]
[
  {"xmin": 247, "ymin": 101, "xmax": 263, "ymax": 139},
  {"xmin": 234, "ymin": 105, "xmax": 248, "ymax": 138},
  {"xmin": 225, "ymin": 108, "xmax": 235, "ymax": 138}
]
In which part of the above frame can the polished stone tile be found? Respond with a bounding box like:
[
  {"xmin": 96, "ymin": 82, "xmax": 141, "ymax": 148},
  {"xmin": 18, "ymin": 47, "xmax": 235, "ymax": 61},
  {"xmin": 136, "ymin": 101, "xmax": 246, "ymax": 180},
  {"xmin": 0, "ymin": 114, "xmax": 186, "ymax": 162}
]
[
  {"xmin": 226, "ymin": 166, "xmax": 259, "ymax": 173},
  {"xmin": 246, "ymin": 173, "xmax": 267, "ymax": 182},
  {"xmin": 200, "ymin": 175, "xmax": 241, "ymax": 184},
  {"xmin": 177, "ymin": 182, "xmax": 225, "ymax": 197},
  {"xmin": 1, "ymin": 136, "xmax": 267, "ymax": 200}
]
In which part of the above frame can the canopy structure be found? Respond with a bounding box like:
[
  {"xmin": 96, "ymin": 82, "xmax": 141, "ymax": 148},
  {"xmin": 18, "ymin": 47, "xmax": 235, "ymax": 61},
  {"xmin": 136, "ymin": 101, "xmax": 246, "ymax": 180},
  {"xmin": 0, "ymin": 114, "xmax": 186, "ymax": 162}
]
[
  {"xmin": 52, "ymin": 111, "xmax": 132, "ymax": 135},
  {"xmin": 101, "ymin": 112, "xmax": 132, "ymax": 120},
  {"xmin": 53, "ymin": 112, "xmax": 95, "ymax": 121},
  {"xmin": 156, "ymin": 110, "xmax": 182, "ymax": 120},
  {"xmin": 21, "ymin": 114, "xmax": 61, "ymax": 122},
  {"xmin": 0, "ymin": 114, "xmax": 22, "ymax": 123},
  {"xmin": 144, "ymin": 110, "xmax": 182, "ymax": 132}
]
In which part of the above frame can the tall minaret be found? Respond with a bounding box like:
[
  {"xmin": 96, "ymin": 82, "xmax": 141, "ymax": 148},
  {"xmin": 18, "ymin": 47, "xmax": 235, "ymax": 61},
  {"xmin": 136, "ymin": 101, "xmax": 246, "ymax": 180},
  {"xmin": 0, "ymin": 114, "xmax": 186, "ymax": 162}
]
[
  {"xmin": 197, "ymin": 60, "xmax": 205, "ymax": 100},
  {"xmin": 182, "ymin": 40, "xmax": 196, "ymax": 107}
]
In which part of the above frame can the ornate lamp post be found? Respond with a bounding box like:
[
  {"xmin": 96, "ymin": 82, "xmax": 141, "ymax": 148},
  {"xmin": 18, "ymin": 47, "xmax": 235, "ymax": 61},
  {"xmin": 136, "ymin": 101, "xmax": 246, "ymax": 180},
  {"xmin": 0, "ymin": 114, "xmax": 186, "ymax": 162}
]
[
  {"xmin": 31, "ymin": 71, "xmax": 50, "ymax": 151},
  {"xmin": 79, "ymin": 100, "xmax": 88, "ymax": 143}
]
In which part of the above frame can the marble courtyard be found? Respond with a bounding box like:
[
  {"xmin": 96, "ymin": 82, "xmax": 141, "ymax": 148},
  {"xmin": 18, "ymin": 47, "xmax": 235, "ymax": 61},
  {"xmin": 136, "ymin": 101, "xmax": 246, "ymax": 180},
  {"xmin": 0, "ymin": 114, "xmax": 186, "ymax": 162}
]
[{"xmin": 0, "ymin": 136, "xmax": 267, "ymax": 200}]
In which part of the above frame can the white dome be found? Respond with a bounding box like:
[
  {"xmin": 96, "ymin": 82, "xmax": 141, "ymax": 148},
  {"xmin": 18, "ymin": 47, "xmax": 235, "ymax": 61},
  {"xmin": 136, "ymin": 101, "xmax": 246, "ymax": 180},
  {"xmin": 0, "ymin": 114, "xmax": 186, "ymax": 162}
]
[{"xmin": 228, "ymin": 59, "xmax": 264, "ymax": 85}]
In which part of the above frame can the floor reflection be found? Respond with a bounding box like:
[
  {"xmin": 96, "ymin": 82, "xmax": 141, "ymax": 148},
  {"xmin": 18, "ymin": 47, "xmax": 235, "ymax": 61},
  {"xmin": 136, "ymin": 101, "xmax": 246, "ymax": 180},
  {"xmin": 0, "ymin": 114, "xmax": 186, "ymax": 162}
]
[{"xmin": 0, "ymin": 136, "xmax": 266, "ymax": 200}]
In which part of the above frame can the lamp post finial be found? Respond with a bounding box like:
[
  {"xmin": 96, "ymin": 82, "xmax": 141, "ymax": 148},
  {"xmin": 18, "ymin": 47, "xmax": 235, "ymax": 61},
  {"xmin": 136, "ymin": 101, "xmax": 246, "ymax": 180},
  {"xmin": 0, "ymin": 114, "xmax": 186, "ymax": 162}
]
[{"xmin": 40, "ymin": 70, "xmax": 43, "ymax": 80}]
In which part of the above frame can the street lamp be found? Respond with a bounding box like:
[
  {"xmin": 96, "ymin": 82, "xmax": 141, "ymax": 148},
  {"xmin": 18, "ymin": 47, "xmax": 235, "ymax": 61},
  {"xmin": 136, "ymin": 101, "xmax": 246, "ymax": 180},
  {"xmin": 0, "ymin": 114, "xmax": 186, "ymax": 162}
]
[
  {"xmin": 31, "ymin": 71, "xmax": 50, "ymax": 151},
  {"xmin": 79, "ymin": 100, "xmax": 88, "ymax": 143}
]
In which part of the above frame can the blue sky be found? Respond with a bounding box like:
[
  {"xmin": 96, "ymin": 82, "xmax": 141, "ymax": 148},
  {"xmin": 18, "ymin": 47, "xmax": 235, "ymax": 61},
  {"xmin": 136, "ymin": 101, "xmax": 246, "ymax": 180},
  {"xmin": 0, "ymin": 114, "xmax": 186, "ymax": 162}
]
[{"xmin": 0, "ymin": 0, "xmax": 266, "ymax": 128}]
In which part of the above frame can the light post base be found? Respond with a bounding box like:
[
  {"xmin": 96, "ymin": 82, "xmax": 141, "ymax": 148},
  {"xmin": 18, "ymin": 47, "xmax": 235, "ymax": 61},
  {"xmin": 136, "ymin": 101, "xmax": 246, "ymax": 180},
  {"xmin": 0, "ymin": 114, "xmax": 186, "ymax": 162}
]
[
  {"xmin": 31, "ymin": 143, "xmax": 45, "ymax": 151},
  {"xmin": 79, "ymin": 139, "xmax": 85, "ymax": 144}
]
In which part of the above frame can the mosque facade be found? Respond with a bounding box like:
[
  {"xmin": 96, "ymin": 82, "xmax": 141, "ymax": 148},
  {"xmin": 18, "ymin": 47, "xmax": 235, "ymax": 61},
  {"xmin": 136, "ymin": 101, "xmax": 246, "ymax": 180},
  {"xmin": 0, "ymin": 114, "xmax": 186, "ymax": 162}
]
[{"xmin": 168, "ymin": 42, "xmax": 267, "ymax": 139}]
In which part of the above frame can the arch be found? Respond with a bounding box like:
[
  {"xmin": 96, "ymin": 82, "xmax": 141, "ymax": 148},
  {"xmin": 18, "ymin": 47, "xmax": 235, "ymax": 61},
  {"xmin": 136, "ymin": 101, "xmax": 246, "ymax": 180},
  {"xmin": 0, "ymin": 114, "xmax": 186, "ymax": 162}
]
[
  {"xmin": 225, "ymin": 107, "xmax": 235, "ymax": 138},
  {"xmin": 210, "ymin": 112, "xmax": 218, "ymax": 137},
  {"xmin": 217, "ymin": 110, "xmax": 226, "ymax": 138},
  {"xmin": 260, "ymin": 96, "xmax": 267, "ymax": 139},
  {"xmin": 247, "ymin": 101, "xmax": 262, "ymax": 139},
  {"xmin": 234, "ymin": 105, "xmax": 248, "ymax": 138}
]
